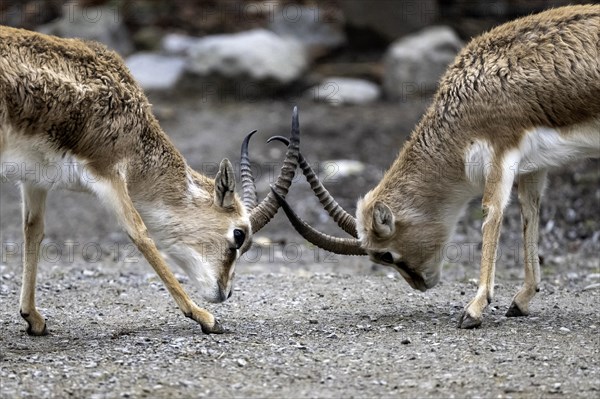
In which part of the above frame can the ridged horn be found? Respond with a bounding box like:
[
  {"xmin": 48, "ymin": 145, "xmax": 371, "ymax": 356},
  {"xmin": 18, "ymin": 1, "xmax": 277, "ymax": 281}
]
[
  {"xmin": 240, "ymin": 130, "xmax": 258, "ymax": 210},
  {"xmin": 249, "ymin": 106, "xmax": 300, "ymax": 233},
  {"xmin": 270, "ymin": 187, "xmax": 367, "ymax": 256},
  {"xmin": 267, "ymin": 135, "xmax": 359, "ymax": 238}
]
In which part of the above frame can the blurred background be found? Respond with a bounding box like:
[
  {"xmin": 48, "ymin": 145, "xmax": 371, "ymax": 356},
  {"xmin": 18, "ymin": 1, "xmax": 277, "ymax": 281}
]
[
  {"xmin": 2, "ymin": 0, "xmax": 598, "ymax": 97},
  {"xmin": 1, "ymin": 0, "xmax": 598, "ymax": 282}
]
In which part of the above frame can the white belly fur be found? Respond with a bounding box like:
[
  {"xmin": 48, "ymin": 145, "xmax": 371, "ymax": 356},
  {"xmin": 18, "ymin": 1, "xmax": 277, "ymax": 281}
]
[
  {"xmin": 1, "ymin": 126, "xmax": 94, "ymax": 192},
  {"xmin": 465, "ymin": 119, "xmax": 600, "ymax": 190}
]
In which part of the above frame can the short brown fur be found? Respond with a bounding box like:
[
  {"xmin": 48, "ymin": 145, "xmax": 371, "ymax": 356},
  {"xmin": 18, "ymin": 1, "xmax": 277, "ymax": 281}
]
[
  {"xmin": 281, "ymin": 5, "xmax": 599, "ymax": 329},
  {"xmin": 361, "ymin": 5, "xmax": 600, "ymax": 328},
  {"xmin": 0, "ymin": 26, "xmax": 283, "ymax": 335}
]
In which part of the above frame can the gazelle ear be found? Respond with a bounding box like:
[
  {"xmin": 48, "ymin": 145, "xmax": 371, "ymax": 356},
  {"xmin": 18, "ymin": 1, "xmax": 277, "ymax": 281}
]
[
  {"xmin": 214, "ymin": 159, "xmax": 236, "ymax": 209},
  {"xmin": 372, "ymin": 201, "xmax": 395, "ymax": 238}
]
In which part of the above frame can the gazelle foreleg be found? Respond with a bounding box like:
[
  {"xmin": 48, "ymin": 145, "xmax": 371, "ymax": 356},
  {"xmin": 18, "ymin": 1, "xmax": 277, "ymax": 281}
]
[
  {"xmin": 19, "ymin": 183, "xmax": 48, "ymax": 336},
  {"xmin": 101, "ymin": 175, "xmax": 224, "ymax": 334},
  {"xmin": 506, "ymin": 170, "xmax": 547, "ymax": 317},
  {"xmin": 459, "ymin": 152, "xmax": 519, "ymax": 329}
]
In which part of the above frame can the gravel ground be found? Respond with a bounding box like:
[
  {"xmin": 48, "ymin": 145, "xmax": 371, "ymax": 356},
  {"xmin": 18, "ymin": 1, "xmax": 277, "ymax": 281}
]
[
  {"xmin": 1, "ymin": 96, "xmax": 599, "ymax": 398},
  {"xmin": 1, "ymin": 262, "xmax": 599, "ymax": 398}
]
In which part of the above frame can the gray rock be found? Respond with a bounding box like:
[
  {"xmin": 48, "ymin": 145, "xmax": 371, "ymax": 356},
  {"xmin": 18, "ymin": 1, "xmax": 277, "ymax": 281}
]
[
  {"xmin": 125, "ymin": 53, "xmax": 185, "ymax": 92},
  {"xmin": 38, "ymin": 4, "xmax": 133, "ymax": 55},
  {"xmin": 161, "ymin": 33, "xmax": 199, "ymax": 56},
  {"xmin": 307, "ymin": 77, "xmax": 380, "ymax": 106},
  {"xmin": 582, "ymin": 283, "xmax": 600, "ymax": 291},
  {"xmin": 268, "ymin": 5, "xmax": 345, "ymax": 59},
  {"xmin": 184, "ymin": 29, "xmax": 307, "ymax": 95},
  {"xmin": 319, "ymin": 160, "xmax": 366, "ymax": 179},
  {"xmin": 341, "ymin": 0, "xmax": 438, "ymax": 41},
  {"xmin": 384, "ymin": 26, "xmax": 463, "ymax": 100}
]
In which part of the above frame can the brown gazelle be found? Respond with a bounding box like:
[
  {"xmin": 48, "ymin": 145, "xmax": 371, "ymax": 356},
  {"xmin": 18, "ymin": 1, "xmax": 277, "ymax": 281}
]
[
  {"xmin": 0, "ymin": 26, "xmax": 301, "ymax": 335},
  {"xmin": 274, "ymin": 5, "xmax": 600, "ymax": 328}
]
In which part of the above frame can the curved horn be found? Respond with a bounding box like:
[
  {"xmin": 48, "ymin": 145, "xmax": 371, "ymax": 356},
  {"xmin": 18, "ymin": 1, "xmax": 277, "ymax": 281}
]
[
  {"xmin": 249, "ymin": 106, "xmax": 300, "ymax": 233},
  {"xmin": 267, "ymin": 136, "xmax": 359, "ymax": 238},
  {"xmin": 240, "ymin": 130, "xmax": 258, "ymax": 210},
  {"xmin": 270, "ymin": 187, "xmax": 367, "ymax": 256}
]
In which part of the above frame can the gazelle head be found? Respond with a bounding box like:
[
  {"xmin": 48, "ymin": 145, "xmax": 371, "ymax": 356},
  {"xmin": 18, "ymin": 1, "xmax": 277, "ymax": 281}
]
[
  {"xmin": 269, "ymin": 140, "xmax": 449, "ymax": 292},
  {"xmin": 354, "ymin": 190, "xmax": 450, "ymax": 291},
  {"xmin": 154, "ymin": 108, "xmax": 301, "ymax": 303}
]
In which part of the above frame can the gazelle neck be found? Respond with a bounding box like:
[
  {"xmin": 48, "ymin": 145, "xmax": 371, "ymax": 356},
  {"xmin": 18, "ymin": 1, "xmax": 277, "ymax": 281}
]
[
  {"xmin": 125, "ymin": 116, "xmax": 191, "ymax": 206},
  {"xmin": 377, "ymin": 111, "xmax": 473, "ymax": 223}
]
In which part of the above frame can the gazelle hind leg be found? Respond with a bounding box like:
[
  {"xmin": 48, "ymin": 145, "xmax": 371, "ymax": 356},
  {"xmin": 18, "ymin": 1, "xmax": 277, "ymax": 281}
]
[
  {"xmin": 98, "ymin": 175, "xmax": 223, "ymax": 333},
  {"xmin": 506, "ymin": 170, "xmax": 547, "ymax": 317},
  {"xmin": 19, "ymin": 183, "xmax": 48, "ymax": 336},
  {"xmin": 459, "ymin": 151, "xmax": 519, "ymax": 329}
]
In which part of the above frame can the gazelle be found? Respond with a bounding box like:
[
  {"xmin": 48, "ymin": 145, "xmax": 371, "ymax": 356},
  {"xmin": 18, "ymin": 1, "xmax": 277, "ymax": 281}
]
[
  {"xmin": 274, "ymin": 5, "xmax": 600, "ymax": 328},
  {"xmin": 0, "ymin": 26, "xmax": 301, "ymax": 335}
]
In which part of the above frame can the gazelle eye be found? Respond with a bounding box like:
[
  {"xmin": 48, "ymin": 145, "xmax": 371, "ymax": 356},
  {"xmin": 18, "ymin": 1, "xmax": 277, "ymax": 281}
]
[
  {"xmin": 380, "ymin": 252, "xmax": 394, "ymax": 264},
  {"xmin": 233, "ymin": 229, "xmax": 245, "ymax": 249}
]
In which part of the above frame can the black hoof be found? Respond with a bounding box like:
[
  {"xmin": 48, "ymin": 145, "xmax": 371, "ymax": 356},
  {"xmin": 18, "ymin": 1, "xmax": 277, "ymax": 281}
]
[
  {"xmin": 26, "ymin": 322, "xmax": 48, "ymax": 336},
  {"xmin": 201, "ymin": 319, "xmax": 225, "ymax": 334},
  {"xmin": 506, "ymin": 302, "xmax": 528, "ymax": 317},
  {"xmin": 458, "ymin": 311, "xmax": 482, "ymax": 329}
]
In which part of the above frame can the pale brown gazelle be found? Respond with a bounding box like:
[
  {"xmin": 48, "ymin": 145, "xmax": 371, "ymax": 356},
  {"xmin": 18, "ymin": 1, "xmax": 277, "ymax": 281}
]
[
  {"xmin": 0, "ymin": 26, "xmax": 301, "ymax": 335},
  {"xmin": 272, "ymin": 5, "xmax": 600, "ymax": 329}
]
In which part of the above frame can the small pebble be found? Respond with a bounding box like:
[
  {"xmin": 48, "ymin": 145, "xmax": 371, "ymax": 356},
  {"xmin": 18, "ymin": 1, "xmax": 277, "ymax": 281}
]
[
  {"xmin": 552, "ymin": 382, "xmax": 562, "ymax": 392},
  {"xmin": 582, "ymin": 283, "xmax": 600, "ymax": 291},
  {"xmin": 401, "ymin": 338, "xmax": 411, "ymax": 345}
]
